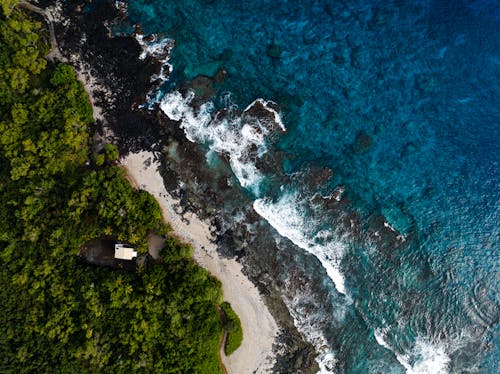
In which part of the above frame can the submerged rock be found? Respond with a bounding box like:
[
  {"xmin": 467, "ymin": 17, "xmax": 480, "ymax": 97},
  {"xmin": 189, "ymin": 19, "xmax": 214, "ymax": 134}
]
[
  {"xmin": 402, "ymin": 141, "xmax": 418, "ymax": 156},
  {"xmin": 353, "ymin": 130, "xmax": 373, "ymax": 154},
  {"xmin": 333, "ymin": 53, "xmax": 346, "ymax": 65},
  {"xmin": 267, "ymin": 43, "xmax": 282, "ymax": 59}
]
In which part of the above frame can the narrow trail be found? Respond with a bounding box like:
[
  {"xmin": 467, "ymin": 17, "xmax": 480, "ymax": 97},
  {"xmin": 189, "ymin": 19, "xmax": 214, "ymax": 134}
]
[
  {"xmin": 216, "ymin": 305, "xmax": 229, "ymax": 374},
  {"xmin": 17, "ymin": 0, "xmax": 107, "ymax": 125},
  {"xmin": 219, "ymin": 330, "xmax": 229, "ymax": 374},
  {"xmin": 17, "ymin": 0, "xmax": 63, "ymax": 62}
]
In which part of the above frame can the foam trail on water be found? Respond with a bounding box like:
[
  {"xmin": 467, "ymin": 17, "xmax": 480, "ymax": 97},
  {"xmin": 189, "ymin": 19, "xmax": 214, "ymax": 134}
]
[
  {"xmin": 375, "ymin": 329, "xmax": 450, "ymax": 374},
  {"xmin": 398, "ymin": 338, "xmax": 450, "ymax": 374},
  {"xmin": 114, "ymin": 1, "xmax": 128, "ymax": 14},
  {"xmin": 244, "ymin": 98, "xmax": 286, "ymax": 131},
  {"xmin": 374, "ymin": 328, "xmax": 392, "ymax": 349},
  {"xmin": 282, "ymin": 280, "xmax": 341, "ymax": 373},
  {"xmin": 160, "ymin": 91, "xmax": 282, "ymax": 193},
  {"xmin": 160, "ymin": 90, "xmax": 345, "ymax": 371},
  {"xmin": 253, "ymin": 192, "xmax": 347, "ymax": 295},
  {"xmin": 291, "ymin": 315, "xmax": 338, "ymax": 373}
]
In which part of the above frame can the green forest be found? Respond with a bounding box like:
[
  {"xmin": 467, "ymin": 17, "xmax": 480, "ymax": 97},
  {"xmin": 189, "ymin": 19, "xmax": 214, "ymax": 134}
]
[{"xmin": 0, "ymin": 2, "xmax": 241, "ymax": 372}]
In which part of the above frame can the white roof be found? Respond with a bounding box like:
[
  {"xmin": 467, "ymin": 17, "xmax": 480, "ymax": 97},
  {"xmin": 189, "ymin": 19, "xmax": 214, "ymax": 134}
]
[{"xmin": 114, "ymin": 244, "xmax": 137, "ymax": 260}]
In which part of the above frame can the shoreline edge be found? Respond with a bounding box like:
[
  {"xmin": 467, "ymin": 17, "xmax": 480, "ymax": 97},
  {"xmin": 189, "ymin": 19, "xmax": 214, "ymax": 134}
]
[{"xmin": 121, "ymin": 150, "xmax": 279, "ymax": 374}]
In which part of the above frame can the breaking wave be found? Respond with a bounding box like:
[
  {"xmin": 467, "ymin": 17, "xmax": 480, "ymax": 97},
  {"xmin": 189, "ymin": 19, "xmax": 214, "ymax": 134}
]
[
  {"xmin": 398, "ymin": 338, "xmax": 450, "ymax": 374},
  {"xmin": 160, "ymin": 88, "xmax": 349, "ymax": 372},
  {"xmin": 135, "ymin": 33, "xmax": 174, "ymax": 82},
  {"xmin": 160, "ymin": 90, "xmax": 283, "ymax": 194},
  {"xmin": 286, "ymin": 292, "xmax": 339, "ymax": 373},
  {"xmin": 375, "ymin": 329, "xmax": 451, "ymax": 374},
  {"xmin": 254, "ymin": 192, "xmax": 347, "ymax": 295}
]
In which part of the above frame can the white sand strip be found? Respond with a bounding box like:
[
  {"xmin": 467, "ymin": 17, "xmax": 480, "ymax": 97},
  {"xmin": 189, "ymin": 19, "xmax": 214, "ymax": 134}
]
[{"xmin": 121, "ymin": 151, "xmax": 278, "ymax": 374}]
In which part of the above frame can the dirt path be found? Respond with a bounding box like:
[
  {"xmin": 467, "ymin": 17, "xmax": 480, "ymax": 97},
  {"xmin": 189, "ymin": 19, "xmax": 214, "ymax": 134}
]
[
  {"xmin": 17, "ymin": 0, "xmax": 64, "ymax": 61},
  {"xmin": 216, "ymin": 305, "xmax": 229, "ymax": 374},
  {"xmin": 219, "ymin": 330, "xmax": 229, "ymax": 374},
  {"xmin": 18, "ymin": 0, "xmax": 109, "ymax": 126}
]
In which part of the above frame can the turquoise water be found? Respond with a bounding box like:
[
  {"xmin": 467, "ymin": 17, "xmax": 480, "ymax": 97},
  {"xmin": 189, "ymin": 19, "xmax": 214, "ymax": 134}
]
[{"xmin": 122, "ymin": 0, "xmax": 498, "ymax": 372}]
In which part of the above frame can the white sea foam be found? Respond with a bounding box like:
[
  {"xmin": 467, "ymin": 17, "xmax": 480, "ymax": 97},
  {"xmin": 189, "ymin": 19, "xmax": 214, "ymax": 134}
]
[
  {"xmin": 114, "ymin": 1, "xmax": 127, "ymax": 13},
  {"xmin": 253, "ymin": 192, "xmax": 347, "ymax": 295},
  {"xmin": 244, "ymin": 98, "xmax": 286, "ymax": 131},
  {"xmin": 292, "ymin": 314, "xmax": 337, "ymax": 374},
  {"xmin": 318, "ymin": 352, "xmax": 338, "ymax": 374},
  {"xmin": 374, "ymin": 328, "xmax": 450, "ymax": 374},
  {"xmin": 136, "ymin": 34, "xmax": 173, "ymax": 60},
  {"xmin": 160, "ymin": 91, "xmax": 283, "ymax": 193},
  {"xmin": 374, "ymin": 328, "xmax": 391, "ymax": 349},
  {"xmin": 397, "ymin": 338, "xmax": 450, "ymax": 374},
  {"xmin": 257, "ymin": 190, "xmax": 352, "ymax": 372},
  {"xmin": 135, "ymin": 33, "xmax": 174, "ymax": 82},
  {"xmin": 282, "ymin": 286, "xmax": 339, "ymax": 373},
  {"xmin": 162, "ymin": 90, "xmax": 343, "ymax": 372}
]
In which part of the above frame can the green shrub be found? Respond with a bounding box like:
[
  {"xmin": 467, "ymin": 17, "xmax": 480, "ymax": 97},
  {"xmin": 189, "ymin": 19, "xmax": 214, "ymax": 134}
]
[
  {"xmin": 93, "ymin": 152, "xmax": 105, "ymax": 166},
  {"xmin": 0, "ymin": 0, "xmax": 19, "ymax": 17},
  {"xmin": 221, "ymin": 302, "xmax": 243, "ymax": 355},
  {"xmin": 50, "ymin": 63, "xmax": 76, "ymax": 86},
  {"xmin": 104, "ymin": 143, "xmax": 119, "ymax": 161},
  {"xmin": 0, "ymin": 9, "xmax": 228, "ymax": 373}
]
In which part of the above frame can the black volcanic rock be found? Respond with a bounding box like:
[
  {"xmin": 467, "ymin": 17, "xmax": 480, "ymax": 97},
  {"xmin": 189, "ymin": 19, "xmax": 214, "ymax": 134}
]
[
  {"xmin": 47, "ymin": 6, "xmax": 320, "ymax": 370},
  {"xmin": 51, "ymin": 0, "xmax": 165, "ymax": 153}
]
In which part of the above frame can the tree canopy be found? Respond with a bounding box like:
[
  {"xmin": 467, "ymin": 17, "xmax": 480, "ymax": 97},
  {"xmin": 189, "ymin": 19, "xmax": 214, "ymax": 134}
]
[{"xmin": 0, "ymin": 5, "xmax": 235, "ymax": 372}]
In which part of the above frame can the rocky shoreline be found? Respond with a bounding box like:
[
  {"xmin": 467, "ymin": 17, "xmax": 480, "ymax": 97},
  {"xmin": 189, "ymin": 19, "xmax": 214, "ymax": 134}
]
[{"xmin": 44, "ymin": 0, "xmax": 319, "ymax": 372}]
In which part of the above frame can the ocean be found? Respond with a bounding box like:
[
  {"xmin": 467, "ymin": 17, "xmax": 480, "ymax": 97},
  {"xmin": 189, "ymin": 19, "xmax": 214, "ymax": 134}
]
[{"xmin": 113, "ymin": 0, "xmax": 499, "ymax": 372}]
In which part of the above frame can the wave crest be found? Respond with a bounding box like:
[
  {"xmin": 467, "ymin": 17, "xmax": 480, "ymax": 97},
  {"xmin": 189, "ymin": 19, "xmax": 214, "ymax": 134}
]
[
  {"xmin": 375, "ymin": 329, "xmax": 451, "ymax": 374},
  {"xmin": 160, "ymin": 91, "xmax": 284, "ymax": 194},
  {"xmin": 398, "ymin": 338, "xmax": 450, "ymax": 374},
  {"xmin": 253, "ymin": 192, "xmax": 347, "ymax": 295}
]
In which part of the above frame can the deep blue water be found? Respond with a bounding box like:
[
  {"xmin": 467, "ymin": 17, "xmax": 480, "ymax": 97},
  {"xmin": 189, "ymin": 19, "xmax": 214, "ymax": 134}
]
[{"xmin": 121, "ymin": 0, "xmax": 498, "ymax": 372}]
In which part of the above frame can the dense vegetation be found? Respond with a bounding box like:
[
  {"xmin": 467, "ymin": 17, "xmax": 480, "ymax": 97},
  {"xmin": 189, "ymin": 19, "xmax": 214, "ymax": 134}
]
[
  {"xmin": 0, "ymin": 3, "xmax": 236, "ymax": 372},
  {"xmin": 221, "ymin": 302, "xmax": 243, "ymax": 356}
]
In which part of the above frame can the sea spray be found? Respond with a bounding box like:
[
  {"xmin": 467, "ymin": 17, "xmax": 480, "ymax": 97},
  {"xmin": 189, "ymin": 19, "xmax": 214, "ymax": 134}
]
[
  {"xmin": 160, "ymin": 90, "xmax": 284, "ymax": 194},
  {"xmin": 160, "ymin": 88, "xmax": 347, "ymax": 294},
  {"xmin": 135, "ymin": 33, "xmax": 174, "ymax": 82},
  {"xmin": 120, "ymin": 0, "xmax": 499, "ymax": 370},
  {"xmin": 253, "ymin": 191, "xmax": 354, "ymax": 372},
  {"xmin": 397, "ymin": 338, "xmax": 450, "ymax": 374},
  {"xmin": 374, "ymin": 329, "xmax": 451, "ymax": 374},
  {"xmin": 253, "ymin": 192, "xmax": 347, "ymax": 295},
  {"xmin": 159, "ymin": 88, "xmax": 350, "ymax": 371},
  {"xmin": 286, "ymin": 291, "xmax": 339, "ymax": 373}
]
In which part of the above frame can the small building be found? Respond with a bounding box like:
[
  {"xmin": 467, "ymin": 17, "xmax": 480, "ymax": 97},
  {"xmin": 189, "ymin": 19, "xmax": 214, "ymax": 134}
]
[{"xmin": 114, "ymin": 243, "xmax": 137, "ymax": 260}]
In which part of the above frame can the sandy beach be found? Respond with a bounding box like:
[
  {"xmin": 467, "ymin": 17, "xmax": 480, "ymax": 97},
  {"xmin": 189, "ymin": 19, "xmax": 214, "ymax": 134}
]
[
  {"xmin": 122, "ymin": 151, "xmax": 279, "ymax": 373},
  {"xmin": 40, "ymin": 1, "xmax": 279, "ymax": 370}
]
